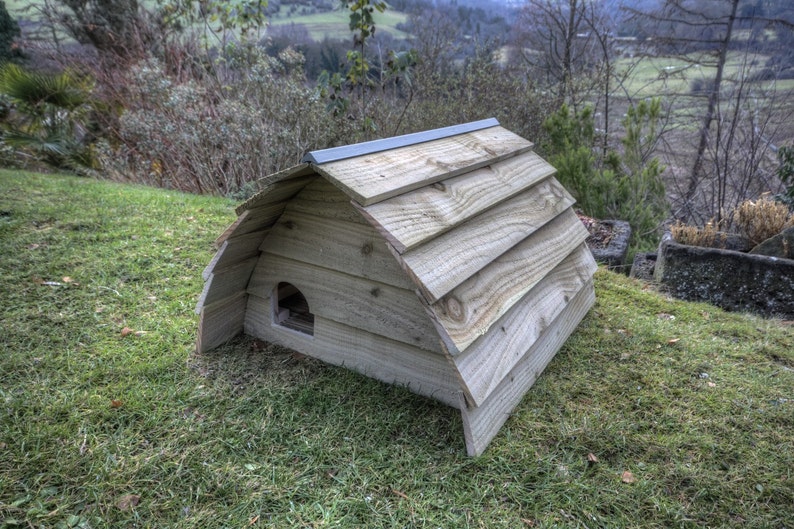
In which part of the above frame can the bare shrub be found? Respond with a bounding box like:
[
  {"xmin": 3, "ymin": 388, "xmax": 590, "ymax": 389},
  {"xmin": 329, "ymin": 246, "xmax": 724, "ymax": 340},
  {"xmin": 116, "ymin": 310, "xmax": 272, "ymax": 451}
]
[
  {"xmin": 98, "ymin": 47, "xmax": 338, "ymax": 196},
  {"xmin": 733, "ymin": 195, "xmax": 794, "ymax": 246}
]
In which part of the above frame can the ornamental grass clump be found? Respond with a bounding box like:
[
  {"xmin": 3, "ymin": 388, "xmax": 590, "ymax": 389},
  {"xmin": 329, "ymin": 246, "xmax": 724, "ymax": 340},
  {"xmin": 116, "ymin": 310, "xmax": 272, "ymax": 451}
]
[
  {"xmin": 670, "ymin": 218, "xmax": 727, "ymax": 248},
  {"xmin": 733, "ymin": 195, "xmax": 794, "ymax": 246}
]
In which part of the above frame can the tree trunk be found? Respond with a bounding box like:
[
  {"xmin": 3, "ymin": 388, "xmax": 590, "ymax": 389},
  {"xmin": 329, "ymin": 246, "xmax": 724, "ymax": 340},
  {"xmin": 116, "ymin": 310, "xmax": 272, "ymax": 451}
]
[{"xmin": 683, "ymin": 0, "xmax": 740, "ymax": 220}]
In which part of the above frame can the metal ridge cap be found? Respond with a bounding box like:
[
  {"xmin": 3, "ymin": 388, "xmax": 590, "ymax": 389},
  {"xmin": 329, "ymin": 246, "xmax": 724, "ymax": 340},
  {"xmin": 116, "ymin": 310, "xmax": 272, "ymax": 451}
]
[{"xmin": 301, "ymin": 118, "xmax": 501, "ymax": 165}]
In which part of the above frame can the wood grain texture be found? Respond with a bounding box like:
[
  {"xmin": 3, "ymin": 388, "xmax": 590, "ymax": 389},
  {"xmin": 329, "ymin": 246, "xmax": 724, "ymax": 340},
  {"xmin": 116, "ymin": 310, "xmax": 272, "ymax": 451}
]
[
  {"xmin": 460, "ymin": 281, "xmax": 596, "ymax": 456},
  {"xmin": 235, "ymin": 166, "xmax": 315, "ymax": 214},
  {"xmin": 453, "ymin": 244, "xmax": 597, "ymax": 407},
  {"xmin": 261, "ymin": 210, "xmax": 414, "ymax": 290},
  {"xmin": 247, "ymin": 252, "xmax": 442, "ymax": 353},
  {"xmin": 195, "ymin": 256, "xmax": 259, "ymax": 314},
  {"xmin": 427, "ymin": 208, "xmax": 590, "ymax": 355},
  {"xmin": 315, "ymin": 127, "xmax": 534, "ymax": 206},
  {"xmin": 357, "ymin": 151, "xmax": 557, "ymax": 253},
  {"xmin": 397, "ymin": 177, "xmax": 575, "ymax": 303},
  {"xmin": 196, "ymin": 291, "xmax": 248, "ymax": 353},
  {"xmin": 246, "ymin": 295, "xmax": 461, "ymax": 408},
  {"xmin": 286, "ymin": 178, "xmax": 369, "ymax": 225},
  {"xmin": 203, "ymin": 231, "xmax": 267, "ymax": 280}
]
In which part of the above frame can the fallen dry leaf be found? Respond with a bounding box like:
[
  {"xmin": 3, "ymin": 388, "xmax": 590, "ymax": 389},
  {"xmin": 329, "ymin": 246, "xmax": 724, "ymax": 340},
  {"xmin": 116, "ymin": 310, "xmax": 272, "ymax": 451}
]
[
  {"xmin": 62, "ymin": 276, "xmax": 74, "ymax": 283},
  {"xmin": 110, "ymin": 399, "xmax": 123, "ymax": 408},
  {"xmin": 667, "ymin": 338, "xmax": 681, "ymax": 345},
  {"xmin": 120, "ymin": 327, "xmax": 134, "ymax": 337},
  {"xmin": 587, "ymin": 453, "xmax": 599, "ymax": 463},
  {"xmin": 657, "ymin": 313, "xmax": 675, "ymax": 320},
  {"xmin": 707, "ymin": 381, "xmax": 717, "ymax": 387},
  {"xmin": 116, "ymin": 494, "xmax": 140, "ymax": 511},
  {"xmin": 392, "ymin": 489, "xmax": 409, "ymax": 500},
  {"xmin": 621, "ymin": 471, "xmax": 636, "ymax": 484},
  {"xmin": 521, "ymin": 519, "xmax": 536, "ymax": 527},
  {"xmin": 248, "ymin": 515, "xmax": 259, "ymax": 525}
]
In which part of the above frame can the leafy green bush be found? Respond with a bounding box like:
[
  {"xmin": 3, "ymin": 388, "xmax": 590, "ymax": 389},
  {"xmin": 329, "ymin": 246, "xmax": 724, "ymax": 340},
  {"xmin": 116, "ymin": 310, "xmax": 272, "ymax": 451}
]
[{"xmin": 542, "ymin": 100, "xmax": 668, "ymax": 255}]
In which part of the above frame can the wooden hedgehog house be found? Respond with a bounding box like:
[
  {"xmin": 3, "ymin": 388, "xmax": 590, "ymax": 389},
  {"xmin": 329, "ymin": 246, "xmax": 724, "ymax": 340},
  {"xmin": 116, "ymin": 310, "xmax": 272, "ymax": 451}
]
[{"xmin": 196, "ymin": 118, "xmax": 597, "ymax": 456}]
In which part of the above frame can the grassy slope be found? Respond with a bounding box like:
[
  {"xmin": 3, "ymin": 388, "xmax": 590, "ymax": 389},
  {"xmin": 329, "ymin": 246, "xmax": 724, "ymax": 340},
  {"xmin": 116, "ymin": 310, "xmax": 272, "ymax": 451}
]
[{"xmin": 0, "ymin": 171, "xmax": 792, "ymax": 528}]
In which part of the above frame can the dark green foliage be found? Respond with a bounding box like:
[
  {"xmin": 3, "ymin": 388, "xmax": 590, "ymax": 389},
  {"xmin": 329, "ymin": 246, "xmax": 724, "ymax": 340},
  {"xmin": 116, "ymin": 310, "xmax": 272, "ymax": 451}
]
[
  {"xmin": 0, "ymin": 0, "xmax": 20, "ymax": 64},
  {"xmin": 776, "ymin": 146, "xmax": 794, "ymax": 210},
  {"xmin": 0, "ymin": 63, "xmax": 98, "ymax": 171},
  {"xmin": 543, "ymin": 100, "xmax": 668, "ymax": 256}
]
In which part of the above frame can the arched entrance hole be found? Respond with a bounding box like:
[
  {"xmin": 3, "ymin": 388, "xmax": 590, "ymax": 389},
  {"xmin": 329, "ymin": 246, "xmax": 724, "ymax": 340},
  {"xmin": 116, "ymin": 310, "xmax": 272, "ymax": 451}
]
[{"xmin": 273, "ymin": 282, "xmax": 315, "ymax": 336}]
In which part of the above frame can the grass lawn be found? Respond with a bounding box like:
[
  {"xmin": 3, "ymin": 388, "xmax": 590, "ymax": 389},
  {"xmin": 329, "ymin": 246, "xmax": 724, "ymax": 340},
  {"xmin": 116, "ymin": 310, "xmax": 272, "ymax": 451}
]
[{"xmin": 1, "ymin": 170, "xmax": 793, "ymax": 528}]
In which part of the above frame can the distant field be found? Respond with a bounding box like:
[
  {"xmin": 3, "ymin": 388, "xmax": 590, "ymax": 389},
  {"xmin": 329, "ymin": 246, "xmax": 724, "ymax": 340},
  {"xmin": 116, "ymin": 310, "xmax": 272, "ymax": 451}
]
[
  {"xmin": 267, "ymin": 4, "xmax": 409, "ymax": 41},
  {"xmin": 6, "ymin": 1, "xmax": 410, "ymax": 42}
]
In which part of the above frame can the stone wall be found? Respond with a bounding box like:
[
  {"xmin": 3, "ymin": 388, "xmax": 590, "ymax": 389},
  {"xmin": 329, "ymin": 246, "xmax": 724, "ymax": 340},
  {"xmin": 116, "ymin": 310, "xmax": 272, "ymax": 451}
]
[{"xmin": 654, "ymin": 232, "xmax": 794, "ymax": 318}]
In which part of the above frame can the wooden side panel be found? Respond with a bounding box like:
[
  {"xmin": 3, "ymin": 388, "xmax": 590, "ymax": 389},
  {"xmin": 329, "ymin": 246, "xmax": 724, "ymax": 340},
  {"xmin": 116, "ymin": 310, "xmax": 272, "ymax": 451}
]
[
  {"xmin": 398, "ymin": 177, "xmax": 575, "ymax": 303},
  {"xmin": 287, "ymin": 178, "xmax": 369, "ymax": 225},
  {"xmin": 196, "ymin": 291, "xmax": 248, "ymax": 353},
  {"xmin": 195, "ymin": 256, "xmax": 259, "ymax": 314},
  {"xmin": 428, "ymin": 208, "xmax": 590, "ymax": 355},
  {"xmin": 247, "ymin": 252, "xmax": 442, "ymax": 353},
  {"xmin": 316, "ymin": 127, "xmax": 534, "ymax": 206},
  {"xmin": 453, "ymin": 245, "xmax": 597, "ymax": 407},
  {"xmin": 357, "ymin": 151, "xmax": 557, "ymax": 253},
  {"xmin": 261, "ymin": 210, "xmax": 414, "ymax": 290},
  {"xmin": 460, "ymin": 282, "xmax": 596, "ymax": 456},
  {"xmin": 246, "ymin": 294, "xmax": 461, "ymax": 408}
]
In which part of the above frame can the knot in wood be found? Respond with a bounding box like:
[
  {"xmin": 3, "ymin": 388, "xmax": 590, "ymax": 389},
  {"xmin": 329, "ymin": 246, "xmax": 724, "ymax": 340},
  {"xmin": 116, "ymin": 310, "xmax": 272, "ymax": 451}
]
[
  {"xmin": 445, "ymin": 296, "xmax": 465, "ymax": 322},
  {"xmin": 361, "ymin": 242, "xmax": 373, "ymax": 256}
]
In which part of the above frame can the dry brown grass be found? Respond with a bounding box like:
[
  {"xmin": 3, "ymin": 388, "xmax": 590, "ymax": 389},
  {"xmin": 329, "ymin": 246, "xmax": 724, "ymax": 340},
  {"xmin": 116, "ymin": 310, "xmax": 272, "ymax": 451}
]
[
  {"xmin": 670, "ymin": 218, "xmax": 727, "ymax": 248},
  {"xmin": 733, "ymin": 196, "xmax": 794, "ymax": 246}
]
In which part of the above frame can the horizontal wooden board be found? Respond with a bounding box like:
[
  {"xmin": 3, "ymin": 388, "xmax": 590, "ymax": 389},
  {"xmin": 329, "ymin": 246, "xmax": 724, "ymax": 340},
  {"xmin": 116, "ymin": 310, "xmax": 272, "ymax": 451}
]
[
  {"xmin": 357, "ymin": 151, "xmax": 557, "ymax": 253},
  {"xmin": 260, "ymin": 210, "xmax": 414, "ymax": 290},
  {"xmin": 286, "ymin": 178, "xmax": 369, "ymax": 225},
  {"xmin": 195, "ymin": 256, "xmax": 259, "ymax": 314},
  {"xmin": 246, "ymin": 295, "xmax": 461, "ymax": 408},
  {"xmin": 236, "ymin": 166, "xmax": 315, "ymax": 214},
  {"xmin": 196, "ymin": 291, "xmax": 248, "ymax": 353},
  {"xmin": 459, "ymin": 281, "xmax": 596, "ymax": 456},
  {"xmin": 203, "ymin": 231, "xmax": 267, "ymax": 280},
  {"xmin": 315, "ymin": 127, "xmax": 534, "ymax": 206},
  {"xmin": 427, "ymin": 208, "xmax": 590, "ymax": 354},
  {"xmin": 453, "ymin": 244, "xmax": 597, "ymax": 406},
  {"xmin": 248, "ymin": 252, "xmax": 442, "ymax": 353},
  {"xmin": 398, "ymin": 177, "xmax": 575, "ymax": 303}
]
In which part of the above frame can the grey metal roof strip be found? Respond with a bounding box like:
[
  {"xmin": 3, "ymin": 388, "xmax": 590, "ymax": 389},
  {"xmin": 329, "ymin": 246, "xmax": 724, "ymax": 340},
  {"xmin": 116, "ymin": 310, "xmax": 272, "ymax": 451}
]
[{"xmin": 301, "ymin": 118, "xmax": 501, "ymax": 165}]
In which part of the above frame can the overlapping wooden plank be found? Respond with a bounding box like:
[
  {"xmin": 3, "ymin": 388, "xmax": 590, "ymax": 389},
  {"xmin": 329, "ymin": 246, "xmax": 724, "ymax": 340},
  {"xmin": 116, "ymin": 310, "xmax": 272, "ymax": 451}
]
[
  {"xmin": 196, "ymin": 291, "xmax": 248, "ymax": 353},
  {"xmin": 195, "ymin": 256, "xmax": 259, "ymax": 314},
  {"xmin": 203, "ymin": 231, "xmax": 268, "ymax": 280},
  {"xmin": 453, "ymin": 244, "xmax": 597, "ymax": 407},
  {"xmin": 357, "ymin": 151, "xmax": 557, "ymax": 253},
  {"xmin": 398, "ymin": 177, "xmax": 575, "ymax": 303},
  {"xmin": 460, "ymin": 281, "xmax": 595, "ymax": 456},
  {"xmin": 246, "ymin": 294, "xmax": 461, "ymax": 408},
  {"xmin": 235, "ymin": 171, "xmax": 316, "ymax": 215},
  {"xmin": 261, "ymin": 211, "xmax": 414, "ymax": 290},
  {"xmin": 247, "ymin": 253, "xmax": 442, "ymax": 353},
  {"xmin": 315, "ymin": 127, "xmax": 534, "ymax": 206},
  {"xmin": 286, "ymin": 178, "xmax": 369, "ymax": 224},
  {"xmin": 426, "ymin": 208, "xmax": 590, "ymax": 355}
]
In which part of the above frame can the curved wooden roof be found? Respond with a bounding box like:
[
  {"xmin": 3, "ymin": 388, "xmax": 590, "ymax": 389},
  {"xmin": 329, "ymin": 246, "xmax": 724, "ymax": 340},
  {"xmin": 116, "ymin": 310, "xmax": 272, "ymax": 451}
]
[{"xmin": 196, "ymin": 119, "xmax": 597, "ymax": 455}]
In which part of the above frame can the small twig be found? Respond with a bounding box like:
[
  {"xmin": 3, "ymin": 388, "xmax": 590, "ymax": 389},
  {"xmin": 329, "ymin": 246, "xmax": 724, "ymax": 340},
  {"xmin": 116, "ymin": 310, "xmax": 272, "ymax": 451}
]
[{"xmin": 97, "ymin": 286, "xmax": 121, "ymax": 297}]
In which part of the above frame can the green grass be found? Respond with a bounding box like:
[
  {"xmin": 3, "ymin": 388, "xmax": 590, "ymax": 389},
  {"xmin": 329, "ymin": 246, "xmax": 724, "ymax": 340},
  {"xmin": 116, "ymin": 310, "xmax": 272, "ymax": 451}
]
[
  {"xmin": 1, "ymin": 170, "xmax": 793, "ymax": 528},
  {"xmin": 268, "ymin": 4, "xmax": 409, "ymax": 41}
]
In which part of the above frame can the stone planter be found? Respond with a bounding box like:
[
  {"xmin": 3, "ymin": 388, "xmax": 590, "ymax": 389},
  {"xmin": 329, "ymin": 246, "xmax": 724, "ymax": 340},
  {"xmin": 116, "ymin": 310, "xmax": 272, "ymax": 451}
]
[
  {"xmin": 654, "ymin": 232, "xmax": 794, "ymax": 318},
  {"xmin": 587, "ymin": 219, "xmax": 631, "ymax": 271}
]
